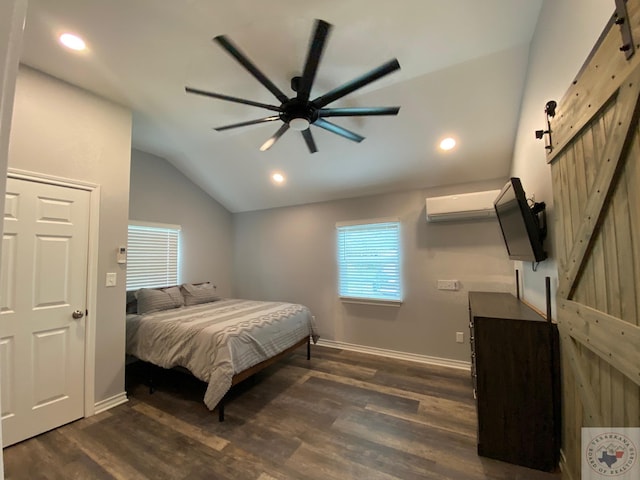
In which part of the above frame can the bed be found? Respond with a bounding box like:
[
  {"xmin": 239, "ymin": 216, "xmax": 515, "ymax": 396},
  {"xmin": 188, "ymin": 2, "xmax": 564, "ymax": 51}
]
[{"xmin": 125, "ymin": 283, "xmax": 318, "ymax": 419}]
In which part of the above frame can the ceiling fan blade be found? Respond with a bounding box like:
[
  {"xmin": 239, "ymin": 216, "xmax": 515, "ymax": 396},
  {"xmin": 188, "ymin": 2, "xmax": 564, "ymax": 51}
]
[
  {"xmin": 301, "ymin": 128, "xmax": 318, "ymax": 153},
  {"xmin": 314, "ymin": 118, "xmax": 364, "ymax": 143},
  {"xmin": 214, "ymin": 35, "xmax": 289, "ymax": 104},
  {"xmin": 312, "ymin": 59, "xmax": 401, "ymax": 108},
  {"xmin": 214, "ymin": 116, "xmax": 280, "ymax": 131},
  {"xmin": 297, "ymin": 20, "xmax": 332, "ymax": 102},
  {"xmin": 260, "ymin": 123, "xmax": 290, "ymax": 151},
  {"xmin": 318, "ymin": 106, "xmax": 400, "ymax": 117},
  {"xmin": 185, "ymin": 87, "xmax": 281, "ymax": 112}
]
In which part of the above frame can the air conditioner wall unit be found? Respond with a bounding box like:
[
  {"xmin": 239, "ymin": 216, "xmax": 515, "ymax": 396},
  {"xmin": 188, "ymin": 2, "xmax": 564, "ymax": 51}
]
[{"xmin": 425, "ymin": 190, "xmax": 501, "ymax": 222}]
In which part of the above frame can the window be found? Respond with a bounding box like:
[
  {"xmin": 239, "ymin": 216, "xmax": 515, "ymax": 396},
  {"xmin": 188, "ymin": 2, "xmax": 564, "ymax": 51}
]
[
  {"xmin": 126, "ymin": 222, "xmax": 180, "ymax": 290},
  {"xmin": 337, "ymin": 219, "xmax": 402, "ymax": 303}
]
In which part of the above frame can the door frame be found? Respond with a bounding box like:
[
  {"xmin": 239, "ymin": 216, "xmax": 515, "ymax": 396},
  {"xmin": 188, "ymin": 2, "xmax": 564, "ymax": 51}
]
[{"xmin": 7, "ymin": 167, "xmax": 100, "ymax": 416}]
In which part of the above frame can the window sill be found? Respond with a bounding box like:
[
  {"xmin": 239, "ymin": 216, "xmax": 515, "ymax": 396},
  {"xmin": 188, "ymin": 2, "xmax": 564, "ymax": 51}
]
[{"xmin": 340, "ymin": 297, "xmax": 403, "ymax": 307}]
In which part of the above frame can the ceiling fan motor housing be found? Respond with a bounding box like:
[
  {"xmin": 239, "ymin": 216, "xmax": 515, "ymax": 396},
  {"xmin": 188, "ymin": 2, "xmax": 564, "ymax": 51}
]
[{"xmin": 280, "ymin": 98, "xmax": 318, "ymax": 127}]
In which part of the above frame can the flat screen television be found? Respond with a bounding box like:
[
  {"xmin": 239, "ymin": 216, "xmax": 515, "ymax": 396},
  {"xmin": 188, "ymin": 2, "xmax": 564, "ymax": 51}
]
[{"xmin": 494, "ymin": 177, "xmax": 547, "ymax": 262}]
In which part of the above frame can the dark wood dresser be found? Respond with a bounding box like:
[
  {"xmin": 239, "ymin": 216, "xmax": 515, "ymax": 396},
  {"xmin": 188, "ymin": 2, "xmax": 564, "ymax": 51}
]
[{"xmin": 468, "ymin": 291, "xmax": 560, "ymax": 472}]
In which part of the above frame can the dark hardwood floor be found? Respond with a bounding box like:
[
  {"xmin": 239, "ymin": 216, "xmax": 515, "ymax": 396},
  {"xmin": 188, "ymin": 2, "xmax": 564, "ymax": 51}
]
[{"xmin": 3, "ymin": 346, "xmax": 561, "ymax": 479}]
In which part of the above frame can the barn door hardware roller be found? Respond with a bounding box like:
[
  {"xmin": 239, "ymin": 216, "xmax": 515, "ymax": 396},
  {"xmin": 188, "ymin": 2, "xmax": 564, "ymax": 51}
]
[
  {"xmin": 535, "ymin": 100, "xmax": 557, "ymax": 152},
  {"xmin": 615, "ymin": 0, "xmax": 635, "ymax": 60}
]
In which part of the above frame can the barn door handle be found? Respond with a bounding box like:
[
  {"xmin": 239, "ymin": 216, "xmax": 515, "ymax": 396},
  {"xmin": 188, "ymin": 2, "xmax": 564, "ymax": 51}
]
[{"xmin": 72, "ymin": 310, "xmax": 85, "ymax": 319}]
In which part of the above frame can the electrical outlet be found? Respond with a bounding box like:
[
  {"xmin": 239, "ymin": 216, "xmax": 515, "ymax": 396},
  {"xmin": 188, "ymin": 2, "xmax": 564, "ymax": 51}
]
[
  {"xmin": 437, "ymin": 280, "xmax": 459, "ymax": 291},
  {"xmin": 456, "ymin": 331, "xmax": 464, "ymax": 343}
]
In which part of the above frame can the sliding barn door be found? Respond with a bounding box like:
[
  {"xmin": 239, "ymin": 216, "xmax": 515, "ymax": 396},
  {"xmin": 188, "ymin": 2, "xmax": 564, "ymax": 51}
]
[{"xmin": 547, "ymin": 2, "xmax": 640, "ymax": 478}]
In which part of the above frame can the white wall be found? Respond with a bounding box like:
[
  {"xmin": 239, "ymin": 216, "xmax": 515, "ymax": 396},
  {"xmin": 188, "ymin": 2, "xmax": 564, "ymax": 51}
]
[
  {"xmin": 0, "ymin": 0, "xmax": 27, "ymax": 473},
  {"xmin": 8, "ymin": 65, "xmax": 132, "ymax": 404},
  {"xmin": 234, "ymin": 179, "xmax": 514, "ymax": 362},
  {"xmin": 511, "ymin": 0, "xmax": 613, "ymax": 313},
  {"xmin": 129, "ymin": 149, "xmax": 233, "ymax": 296}
]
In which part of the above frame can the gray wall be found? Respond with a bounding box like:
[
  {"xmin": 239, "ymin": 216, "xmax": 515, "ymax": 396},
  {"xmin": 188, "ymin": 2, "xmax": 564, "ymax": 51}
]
[
  {"xmin": 233, "ymin": 179, "xmax": 514, "ymax": 362},
  {"xmin": 511, "ymin": 0, "xmax": 612, "ymax": 312},
  {"xmin": 129, "ymin": 149, "xmax": 233, "ymax": 297},
  {"xmin": 8, "ymin": 65, "xmax": 132, "ymax": 403}
]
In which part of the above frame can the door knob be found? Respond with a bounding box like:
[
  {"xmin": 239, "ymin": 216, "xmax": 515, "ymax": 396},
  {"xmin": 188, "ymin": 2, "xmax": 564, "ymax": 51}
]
[{"xmin": 72, "ymin": 310, "xmax": 85, "ymax": 319}]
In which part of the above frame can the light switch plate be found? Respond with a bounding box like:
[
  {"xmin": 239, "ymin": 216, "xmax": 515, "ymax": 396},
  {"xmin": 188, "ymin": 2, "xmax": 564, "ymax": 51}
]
[{"xmin": 106, "ymin": 272, "xmax": 117, "ymax": 287}]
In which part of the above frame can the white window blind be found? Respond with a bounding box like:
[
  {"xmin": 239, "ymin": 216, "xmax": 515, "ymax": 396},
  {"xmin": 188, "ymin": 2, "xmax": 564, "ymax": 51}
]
[
  {"xmin": 337, "ymin": 220, "xmax": 401, "ymax": 302},
  {"xmin": 126, "ymin": 222, "xmax": 180, "ymax": 290}
]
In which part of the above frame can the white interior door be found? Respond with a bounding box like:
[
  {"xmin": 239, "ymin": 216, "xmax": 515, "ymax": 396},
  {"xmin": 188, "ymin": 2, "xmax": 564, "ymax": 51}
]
[{"xmin": 0, "ymin": 177, "xmax": 90, "ymax": 447}]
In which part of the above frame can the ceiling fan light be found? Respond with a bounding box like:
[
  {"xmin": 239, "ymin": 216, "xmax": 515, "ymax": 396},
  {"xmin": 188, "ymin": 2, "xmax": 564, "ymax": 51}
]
[
  {"xmin": 289, "ymin": 118, "xmax": 310, "ymax": 131},
  {"xmin": 260, "ymin": 138, "xmax": 276, "ymax": 151}
]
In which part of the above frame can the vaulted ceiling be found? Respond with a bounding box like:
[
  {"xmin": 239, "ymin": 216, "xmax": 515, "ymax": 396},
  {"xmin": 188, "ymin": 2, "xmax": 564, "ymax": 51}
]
[{"xmin": 19, "ymin": 0, "xmax": 543, "ymax": 212}]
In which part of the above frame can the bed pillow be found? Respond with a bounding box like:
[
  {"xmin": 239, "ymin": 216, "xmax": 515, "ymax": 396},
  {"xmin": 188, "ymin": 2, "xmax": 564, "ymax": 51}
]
[
  {"xmin": 126, "ymin": 290, "xmax": 138, "ymax": 314},
  {"xmin": 181, "ymin": 282, "xmax": 220, "ymax": 306},
  {"xmin": 136, "ymin": 286, "xmax": 184, "ymax": 314}
]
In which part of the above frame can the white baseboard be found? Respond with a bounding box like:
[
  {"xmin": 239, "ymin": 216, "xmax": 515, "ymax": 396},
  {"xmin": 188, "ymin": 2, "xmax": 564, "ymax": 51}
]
[
  {"xmin": 93, "ymin": 392, "xmax": 128, "ymax": 415},
  {"xmin": 316, "ymin": 339, "xmax": 471, "ymax": 371}
]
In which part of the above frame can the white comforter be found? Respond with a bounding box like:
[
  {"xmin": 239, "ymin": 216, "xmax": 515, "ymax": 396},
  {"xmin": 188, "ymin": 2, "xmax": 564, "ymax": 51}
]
[{"xmin": 126, "ymin": 299, "xmax": 317, "ymax": 410}]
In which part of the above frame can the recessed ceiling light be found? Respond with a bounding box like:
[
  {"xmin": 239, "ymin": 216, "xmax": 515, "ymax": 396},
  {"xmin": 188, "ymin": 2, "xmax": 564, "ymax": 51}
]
[
  {"xmin": 59, "ymin": 33, "xmax": 86, "ymax": 51},
  {"xmin": 439, "ymin": 137, "xmax": 456, "ymax": 151},
  {"xmin": 272, "ymin": 172, "xmax": 285, "ymax": 184}
]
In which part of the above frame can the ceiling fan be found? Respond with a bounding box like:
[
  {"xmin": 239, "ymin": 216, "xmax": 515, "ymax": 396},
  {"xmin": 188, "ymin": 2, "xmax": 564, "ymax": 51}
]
[{"xmin": 185, "ymin": 19, "xmax": 401, "ymax": 153}]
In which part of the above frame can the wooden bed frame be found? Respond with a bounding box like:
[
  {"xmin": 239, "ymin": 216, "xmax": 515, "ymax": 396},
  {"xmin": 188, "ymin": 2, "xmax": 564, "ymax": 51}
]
[
  {"xmin": 144, "ymin": 335, "xmax": 311, "ymax": 421},
  {"xmin": 217, "ymin": 335, "xmax": 310, "ymax": 421}
]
